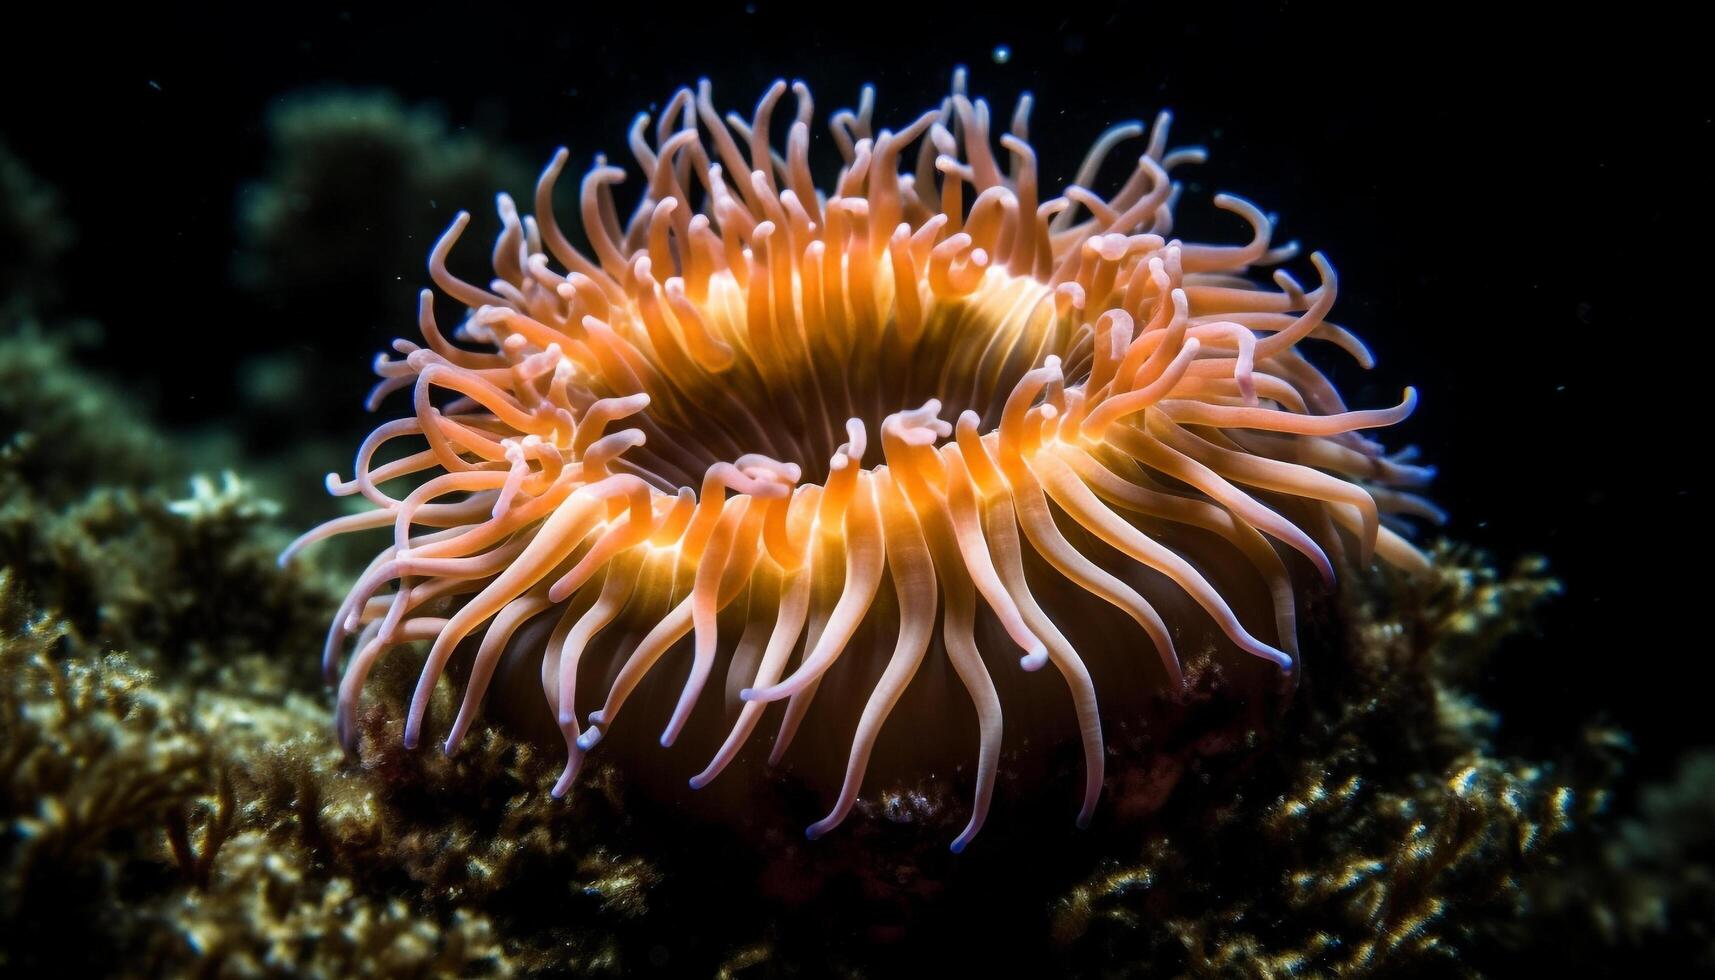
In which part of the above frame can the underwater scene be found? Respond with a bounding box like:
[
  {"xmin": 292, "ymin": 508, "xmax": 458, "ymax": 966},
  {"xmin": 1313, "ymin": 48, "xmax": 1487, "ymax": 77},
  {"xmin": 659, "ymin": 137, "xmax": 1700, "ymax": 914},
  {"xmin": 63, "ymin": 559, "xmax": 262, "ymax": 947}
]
[{"xmin": 1, "ymin": 4, "xmax": 1707, "ymax": 976}]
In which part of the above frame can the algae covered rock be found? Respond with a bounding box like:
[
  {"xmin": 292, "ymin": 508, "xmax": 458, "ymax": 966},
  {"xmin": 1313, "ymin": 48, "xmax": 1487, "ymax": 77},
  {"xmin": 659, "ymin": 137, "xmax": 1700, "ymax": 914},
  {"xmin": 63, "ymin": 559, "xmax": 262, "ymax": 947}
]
[{"xmin": 0, "ymin": 308, "xmax": 1700, "ymax": 978}]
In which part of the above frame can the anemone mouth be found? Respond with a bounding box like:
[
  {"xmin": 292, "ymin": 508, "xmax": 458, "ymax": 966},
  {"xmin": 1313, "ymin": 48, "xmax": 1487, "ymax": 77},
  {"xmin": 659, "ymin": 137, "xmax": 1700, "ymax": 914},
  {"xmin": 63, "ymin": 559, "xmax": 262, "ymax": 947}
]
[
  {"xmin": 286, "ymin": 71, "xmax": 1442, "ymax": 852},
  {"xmin": 623, "ymin": 264, "xmax": 1055, "ymax": 485}
]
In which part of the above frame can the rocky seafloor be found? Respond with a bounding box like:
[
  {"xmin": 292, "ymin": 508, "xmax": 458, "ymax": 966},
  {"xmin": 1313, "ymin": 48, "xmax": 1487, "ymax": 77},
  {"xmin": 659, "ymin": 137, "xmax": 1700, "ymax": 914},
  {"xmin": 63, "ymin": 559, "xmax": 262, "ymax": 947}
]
[{"xmin": 2, "ymin": 101, "xmax": 1709, "ymax": 977}]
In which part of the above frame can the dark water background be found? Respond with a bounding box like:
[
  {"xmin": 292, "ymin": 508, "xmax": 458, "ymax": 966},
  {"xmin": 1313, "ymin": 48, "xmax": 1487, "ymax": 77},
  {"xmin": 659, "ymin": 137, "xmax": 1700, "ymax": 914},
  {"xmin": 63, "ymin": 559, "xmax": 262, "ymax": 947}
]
[{"xmin": 3, "ymin": 2, "xmax": 1705, "ymax": 794}]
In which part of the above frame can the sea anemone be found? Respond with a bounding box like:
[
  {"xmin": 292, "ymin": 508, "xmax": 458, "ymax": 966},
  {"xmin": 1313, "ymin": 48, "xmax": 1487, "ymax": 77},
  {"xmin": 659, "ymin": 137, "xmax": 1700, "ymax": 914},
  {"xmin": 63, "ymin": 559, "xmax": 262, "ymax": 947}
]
[{"xmin": 285, "ymin": 71, "xmax": 1439, "ymax": 852}]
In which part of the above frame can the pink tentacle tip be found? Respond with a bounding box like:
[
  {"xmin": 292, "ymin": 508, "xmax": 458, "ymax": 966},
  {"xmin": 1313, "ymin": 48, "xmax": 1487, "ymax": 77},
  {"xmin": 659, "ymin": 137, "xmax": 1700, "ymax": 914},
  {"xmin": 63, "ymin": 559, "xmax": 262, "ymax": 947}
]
[{"xmin": 1020, "ymin": 642, "xmax": 1050, "ymax": 672}]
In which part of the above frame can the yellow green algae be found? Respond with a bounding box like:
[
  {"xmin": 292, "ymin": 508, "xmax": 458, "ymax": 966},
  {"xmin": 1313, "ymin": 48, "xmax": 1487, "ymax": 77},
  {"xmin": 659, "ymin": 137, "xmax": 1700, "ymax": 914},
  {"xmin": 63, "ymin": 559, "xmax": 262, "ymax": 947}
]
[
  {"xmin": 0, "ymin": 332, "xmax": 655, "ymax": 976},
  {"xmin": 232, "ymin": 90, "xmax": 535, "ymax": 442},
  {"xmin": 235, "ymin": 90, "xmax": 532, "ymax": 320},
  {"xmin": 0, "ymin": 140, "xmax": 72, "ymax": 320},
  {"xmin": 4, "ymin": 95, "xmax": 1709, "ymax": 977},
  {"xmin": 1048, "ymin": 546, "xmax": 1621, "ymax": 974}
]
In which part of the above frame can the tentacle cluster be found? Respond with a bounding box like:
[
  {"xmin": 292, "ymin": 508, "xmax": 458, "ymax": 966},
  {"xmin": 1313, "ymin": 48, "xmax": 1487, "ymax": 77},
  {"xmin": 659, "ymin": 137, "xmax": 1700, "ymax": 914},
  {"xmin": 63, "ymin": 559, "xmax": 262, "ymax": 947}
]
[{"xmin": 286, "ymin": 71, "xmax": 1440, "ymax": 851}]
